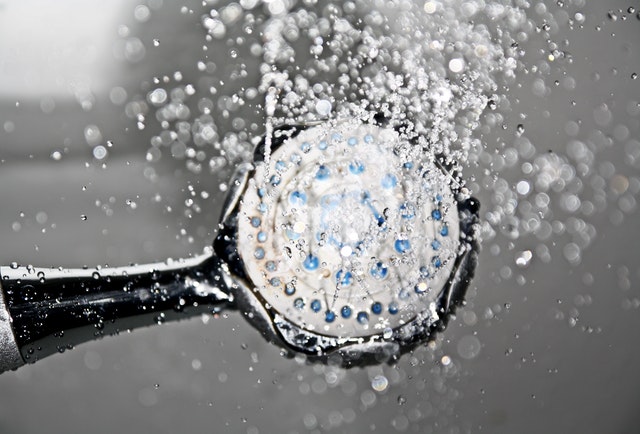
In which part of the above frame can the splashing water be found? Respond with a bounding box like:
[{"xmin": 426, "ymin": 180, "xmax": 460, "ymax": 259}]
[
  {"xmin": 135, "ymin": 0, "xmax": 529, "ymax": 244},
  {"xmin": 130, "ymin": 0, "xmax": 632, "ymax": 331},
  {"xmin": 2, "ymin": 1, "xmax": 638, "ymax": 433},
  {"xmin": 254, "ymin": 0, "xmax": 525, "ymax": 162}
]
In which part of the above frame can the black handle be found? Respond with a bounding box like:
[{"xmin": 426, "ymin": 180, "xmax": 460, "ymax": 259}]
[{"xmin": 1, "ymin": 254, "xmax": 232, "ymax": 364}]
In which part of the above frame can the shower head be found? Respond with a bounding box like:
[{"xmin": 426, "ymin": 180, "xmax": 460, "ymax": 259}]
[
  {"xmin": 0, "ymin": 118, "xmax": 478, "ymax": 372},
  {"xmin": 215, "ymin": 118, "xmax": 479, "ymax": 363}
]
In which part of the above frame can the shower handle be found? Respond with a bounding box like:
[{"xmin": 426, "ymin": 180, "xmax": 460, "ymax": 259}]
[{"xmin": 0, "ymin": 253, "xmax": 231, "ymax": 372}]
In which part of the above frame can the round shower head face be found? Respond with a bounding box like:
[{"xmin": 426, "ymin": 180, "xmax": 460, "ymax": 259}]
[{"xmin": 234, "ymin": 120, "xmax": 465, "ymax": 348}]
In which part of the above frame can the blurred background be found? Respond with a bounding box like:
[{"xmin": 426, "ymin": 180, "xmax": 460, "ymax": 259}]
[{"xmin": 0, "ymin": 1, "xmax": 639, "ymax": 433}]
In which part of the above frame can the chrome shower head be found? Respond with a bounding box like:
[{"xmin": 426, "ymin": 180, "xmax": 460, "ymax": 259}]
[{"xmin": 215, "ymin": 118, "xmax": 479, "ymax": 363}]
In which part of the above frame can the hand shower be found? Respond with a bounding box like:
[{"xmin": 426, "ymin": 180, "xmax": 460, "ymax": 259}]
[{"xmin": 0, "ymin": 118, "xmax": 479, "ymax": 372}]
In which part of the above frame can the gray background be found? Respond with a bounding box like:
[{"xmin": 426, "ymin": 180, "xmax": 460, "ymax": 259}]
[{"xmin": 0, "ymin": 1, "xmax": 638, "ymax": 433}]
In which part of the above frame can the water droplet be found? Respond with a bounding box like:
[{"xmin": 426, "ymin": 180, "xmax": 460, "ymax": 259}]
[
  {"xmin": 310, "ymin": 299, "xmax": 322, "ymax": 312},
  {"xmin": 448, "ymin": 57, "xmax": 465, "ymax": 73},
  {"xmin": 457, "ymin": 335, "xmax": 482, "ymax": 359},
  {"xmin": 394, "ymin": 239, "xmax": 411, "ymax": 253},
  {"xmin": 515, "ymin": 250, "xmax": 533, "ymax": 267},
  {"xmin": 93, "ymin": 145, "xmax": 108, "ymax": 160},
  {"xmin": 35, "ymin": 212, "xmax": 47, "ymax": 224},
  {"xmin": 302, "ymin": 253, "xmax": 320, "ymax": 271},
  {"xmin": 191, "ymin": 358, "xmax": 202, "ymax": 370},
  {"xmin": 324, "ymin": 311, "xmax": 336, "ymax": 323},
  {"xmin": 371, "ymin": 302, "xmax": 383, "ymax": 315},
  {"xmin": 134, "ymin": 5, "xmax": 150, "ymax": 22},
  {"xmin": 315, "ymin": 99, "xmax": 332, "ymax": 116},
  {"xmin": 371, "ymin": 375, "xmax": 388, "ymax": 392},
  {"xmin": 148, "ymin": 88, "xmax": 167, "ymax": 105}
]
